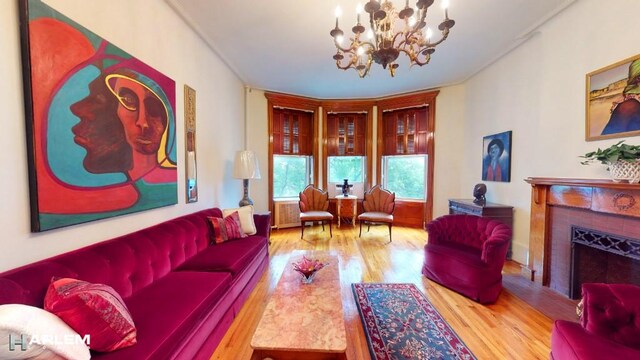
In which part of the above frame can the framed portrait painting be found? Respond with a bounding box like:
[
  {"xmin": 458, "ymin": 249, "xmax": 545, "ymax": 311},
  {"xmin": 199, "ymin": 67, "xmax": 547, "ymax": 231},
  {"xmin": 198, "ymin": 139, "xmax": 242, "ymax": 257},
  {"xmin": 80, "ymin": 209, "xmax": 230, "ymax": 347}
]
[
  {"xmin": 586, "ymin": 53, "xmax": 640, "ymax": 141},
  {"xmin": 482, "ymin": 131, "xmax": 512, "ymax": 183},
  {"xmin": 19, "ymin": 0, "xmax": 177, "ymax": 231}
]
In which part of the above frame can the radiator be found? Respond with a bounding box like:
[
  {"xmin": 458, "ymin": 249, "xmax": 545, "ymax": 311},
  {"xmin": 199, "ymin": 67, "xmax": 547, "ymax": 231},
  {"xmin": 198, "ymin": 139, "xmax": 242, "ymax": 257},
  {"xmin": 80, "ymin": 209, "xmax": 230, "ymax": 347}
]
[{"xmin": 274, "ymin": 200, "xmax": 301, "ymax": 229}]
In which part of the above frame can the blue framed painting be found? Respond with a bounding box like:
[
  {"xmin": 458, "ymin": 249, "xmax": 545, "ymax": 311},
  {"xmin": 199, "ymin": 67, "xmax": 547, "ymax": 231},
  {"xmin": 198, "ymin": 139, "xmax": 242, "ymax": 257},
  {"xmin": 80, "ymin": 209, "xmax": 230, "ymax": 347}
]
[{"xmin": 482, "ymin": 131, "xmax": 512, "ymax": 182}]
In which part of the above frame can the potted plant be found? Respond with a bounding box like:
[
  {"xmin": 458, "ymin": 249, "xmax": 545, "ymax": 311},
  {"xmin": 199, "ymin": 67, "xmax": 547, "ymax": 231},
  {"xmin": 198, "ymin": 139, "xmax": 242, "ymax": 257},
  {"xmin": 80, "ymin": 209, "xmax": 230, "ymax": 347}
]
[{"xmin": 581, "ymin": 141, "xmax": 640, "ymax": 183}]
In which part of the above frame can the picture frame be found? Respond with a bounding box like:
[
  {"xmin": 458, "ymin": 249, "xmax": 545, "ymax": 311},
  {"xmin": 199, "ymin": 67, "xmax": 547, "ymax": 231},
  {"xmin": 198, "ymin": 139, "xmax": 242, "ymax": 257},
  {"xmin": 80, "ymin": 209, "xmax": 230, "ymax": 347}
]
[
  {"xmin": 482, "ymin": 131, "xmax": 512, "ymax": 183},
  {"xmin": 586, "ymin": 53, "xmax": 640, "ymax": 141},
  {"xmin": 19, "ymin": 0, "xmax": 177, "ymax": 231}
]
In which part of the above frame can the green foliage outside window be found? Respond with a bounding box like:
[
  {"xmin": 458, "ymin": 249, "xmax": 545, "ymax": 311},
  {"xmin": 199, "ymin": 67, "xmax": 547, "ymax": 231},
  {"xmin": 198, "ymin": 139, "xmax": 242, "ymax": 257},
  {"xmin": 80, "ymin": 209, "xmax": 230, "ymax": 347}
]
[
  {"xmin": 273, "ymin": 155, "xmax": 310, "ymax": 198},
  {"xmin": 384, "ymin": 155, "xmax": 426, "ymax": 199},
  {"xmin": 328, "ymin": 156, "xmax": 364, "ymax": 183}
]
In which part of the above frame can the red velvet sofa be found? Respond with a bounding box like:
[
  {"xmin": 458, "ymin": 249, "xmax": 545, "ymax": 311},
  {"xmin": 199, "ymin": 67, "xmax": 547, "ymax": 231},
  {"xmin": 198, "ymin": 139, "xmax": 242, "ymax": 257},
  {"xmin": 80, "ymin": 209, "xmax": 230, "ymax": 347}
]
[
  {"xmin": 551, "ymin": 283, "xmax": 640, "ymax": 360},
  {"xmin": 0, "ymin": 208, "xmax": 270, "ymax": 360},
  {"xmin": 422, "ymin": 214, "xmax": 511, "ymax": 304}
]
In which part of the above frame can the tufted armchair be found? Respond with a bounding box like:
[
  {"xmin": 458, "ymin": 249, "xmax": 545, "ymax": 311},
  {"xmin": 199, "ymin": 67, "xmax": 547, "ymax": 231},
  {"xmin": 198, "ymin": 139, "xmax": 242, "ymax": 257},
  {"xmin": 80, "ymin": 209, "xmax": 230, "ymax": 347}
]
[
  {"xmin": 357, "ymin": 185, "xmax": 395, "ymax": 241},
  {"xmin": 551, "ymin": 283, "xmax": 640, "ymax": 360},
  {"xmin": 422, "ymin": 214, "xmax": 511, "ymax": 303},
  {"xmin": 299, "ymin": 185, "xmax": 334, "ymax": 238}
]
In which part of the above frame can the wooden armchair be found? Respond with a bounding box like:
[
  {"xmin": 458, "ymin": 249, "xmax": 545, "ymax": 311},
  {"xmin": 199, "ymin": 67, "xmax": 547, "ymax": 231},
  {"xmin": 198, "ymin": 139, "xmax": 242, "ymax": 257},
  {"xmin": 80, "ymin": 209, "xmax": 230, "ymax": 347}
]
[
  {"xmin": 357, "ymin": 185, "xmax": 395, "ymax": 241},
  {"xmin": 299, "ymin": 185, "xmax": 333, "ymax": 238}
]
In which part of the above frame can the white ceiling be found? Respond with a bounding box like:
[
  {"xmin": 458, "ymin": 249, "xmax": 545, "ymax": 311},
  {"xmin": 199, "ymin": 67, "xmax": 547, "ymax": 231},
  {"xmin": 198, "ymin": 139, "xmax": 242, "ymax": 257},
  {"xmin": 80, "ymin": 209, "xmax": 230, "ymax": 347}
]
[{"xmin": 167, "ymin": 0, "xmax": 576, "ymax": 99}]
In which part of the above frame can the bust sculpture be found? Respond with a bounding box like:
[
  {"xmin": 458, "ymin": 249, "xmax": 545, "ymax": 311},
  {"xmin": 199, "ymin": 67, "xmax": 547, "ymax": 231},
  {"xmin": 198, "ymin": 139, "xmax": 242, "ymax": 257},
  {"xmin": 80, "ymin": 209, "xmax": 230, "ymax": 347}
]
[{"xmin": 473, "ymin": 183, "xmax": 487, "ymax": 205}]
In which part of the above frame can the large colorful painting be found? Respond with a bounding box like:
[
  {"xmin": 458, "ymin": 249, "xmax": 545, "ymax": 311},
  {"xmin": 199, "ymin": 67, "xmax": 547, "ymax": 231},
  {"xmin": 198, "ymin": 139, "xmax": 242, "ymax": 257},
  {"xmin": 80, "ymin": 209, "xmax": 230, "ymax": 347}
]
[
  {"xmin": 19, "ymin": 0, "xmax": 177, "ymax": 231},
  {"xmin": 482, "ymin": 131, "xmax": 512, "ymax": 183},
  {"xmin": 586, "ymin": 54, "xmax": 640, "ymax": 141}
]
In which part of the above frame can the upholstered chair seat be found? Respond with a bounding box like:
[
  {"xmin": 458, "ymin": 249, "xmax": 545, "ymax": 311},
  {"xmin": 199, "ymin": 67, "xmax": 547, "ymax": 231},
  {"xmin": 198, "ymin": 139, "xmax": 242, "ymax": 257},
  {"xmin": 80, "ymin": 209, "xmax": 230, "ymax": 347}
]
[
  {"xmin": 299, "ymin": 185, "xmax": 333, "ymax": 238},
  {"xmin": 357, "ymin": 185, "xmax": 395, "ymax": 241}
]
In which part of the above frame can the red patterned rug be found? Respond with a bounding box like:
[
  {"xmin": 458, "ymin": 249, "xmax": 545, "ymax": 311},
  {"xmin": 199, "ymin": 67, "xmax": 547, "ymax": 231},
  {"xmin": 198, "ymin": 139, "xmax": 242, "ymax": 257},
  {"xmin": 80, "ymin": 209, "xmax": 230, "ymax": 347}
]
[{"xmin": 352, "ymin": 283, "xmax": 476, "ymax": 360}]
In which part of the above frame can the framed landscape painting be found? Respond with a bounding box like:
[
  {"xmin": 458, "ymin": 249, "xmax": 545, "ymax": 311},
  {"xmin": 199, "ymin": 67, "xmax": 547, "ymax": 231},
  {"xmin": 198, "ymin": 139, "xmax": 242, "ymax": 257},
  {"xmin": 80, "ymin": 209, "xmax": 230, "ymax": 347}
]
[
  {"xmin": 586, "ymin": 54, "xmax": 640, "ymax": 141},
  {"xmin": 19, "ymin": 0, "xmax": 177, "ymax": 231},
  {"xmin": 482, "ymin": 131, "xmax": 512, "ymax": 183}
]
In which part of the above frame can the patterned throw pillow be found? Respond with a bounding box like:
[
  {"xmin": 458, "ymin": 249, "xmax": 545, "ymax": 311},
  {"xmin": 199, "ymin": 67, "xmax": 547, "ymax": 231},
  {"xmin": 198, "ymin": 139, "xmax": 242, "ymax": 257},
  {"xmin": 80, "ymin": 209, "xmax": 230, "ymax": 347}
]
[
  {"xmin": 208, "ymin": 211, "xmax": 247, "ymax": 244},
  {"xmin": 44, "ymin": 278, "xmax": 137, "ymax": 352}
]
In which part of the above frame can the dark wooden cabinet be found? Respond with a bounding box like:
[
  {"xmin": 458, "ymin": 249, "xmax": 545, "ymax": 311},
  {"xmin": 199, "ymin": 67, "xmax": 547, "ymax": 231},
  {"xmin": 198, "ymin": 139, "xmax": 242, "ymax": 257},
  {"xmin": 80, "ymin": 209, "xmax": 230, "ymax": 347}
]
[{"xmin": 448, "ymin": 199, "xmax": 514, "ymax": 259}]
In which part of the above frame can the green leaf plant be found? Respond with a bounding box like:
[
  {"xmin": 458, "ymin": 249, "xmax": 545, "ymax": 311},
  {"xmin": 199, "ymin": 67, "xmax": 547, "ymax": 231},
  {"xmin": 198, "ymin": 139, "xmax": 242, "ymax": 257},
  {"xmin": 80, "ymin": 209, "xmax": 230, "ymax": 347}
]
[{"xmin": 580, "ymin": 141, "xmax": 640, "ymax": 165}]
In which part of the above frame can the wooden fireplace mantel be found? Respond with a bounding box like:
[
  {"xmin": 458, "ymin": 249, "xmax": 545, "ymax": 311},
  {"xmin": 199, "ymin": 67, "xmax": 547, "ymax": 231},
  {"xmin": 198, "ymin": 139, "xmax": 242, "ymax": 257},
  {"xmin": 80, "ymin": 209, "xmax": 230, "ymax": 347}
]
[{"xmin": 525, "ymin": 177, "xmax": 640, "ymax": 285}]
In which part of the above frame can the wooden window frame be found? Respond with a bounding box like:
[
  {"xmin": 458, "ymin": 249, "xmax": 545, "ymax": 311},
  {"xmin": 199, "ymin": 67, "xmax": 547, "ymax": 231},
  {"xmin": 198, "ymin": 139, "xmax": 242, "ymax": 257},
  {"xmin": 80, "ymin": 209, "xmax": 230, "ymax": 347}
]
[
  {"xmin": 265, "ymin": 92, "xmax": 320, "ymax": 219},
  {"xmin": 376, "ymin": 90, "xmax": 439, "ymax": 227},
  {"xmin": 321, "ymin": 100, "xmax": 375, "ymax": 192}
]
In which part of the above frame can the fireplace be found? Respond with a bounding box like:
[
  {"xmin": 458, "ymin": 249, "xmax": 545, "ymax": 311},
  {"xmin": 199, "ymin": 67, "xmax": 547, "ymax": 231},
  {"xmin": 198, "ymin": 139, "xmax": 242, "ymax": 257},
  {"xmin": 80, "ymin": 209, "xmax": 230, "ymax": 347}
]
[
  {"xmin": 525, "ymin": 178, "xmax": 640, "ymax": 298},
  {"xmin": 570, "ymin": 226, "xmax": 640, "ymax": 299}
]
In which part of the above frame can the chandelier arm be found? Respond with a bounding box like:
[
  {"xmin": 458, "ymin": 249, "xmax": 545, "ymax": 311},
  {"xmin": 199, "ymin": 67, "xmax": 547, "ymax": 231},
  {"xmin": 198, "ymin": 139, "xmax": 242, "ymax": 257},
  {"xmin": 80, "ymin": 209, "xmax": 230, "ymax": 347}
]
[
  {"xmin": 333, "ymin": 40, "xmax": 358, "ymax": 53},
  {"xmin": 425, "ymin": 29, "xmax": 450, "ymax": 48},
  {"xmin": 368, "ymin": 14, "xmax": 379, "ymax": 50},
  {"xmin": 335, "ymin": 54, "xmax": 358, "ymax": 70}
]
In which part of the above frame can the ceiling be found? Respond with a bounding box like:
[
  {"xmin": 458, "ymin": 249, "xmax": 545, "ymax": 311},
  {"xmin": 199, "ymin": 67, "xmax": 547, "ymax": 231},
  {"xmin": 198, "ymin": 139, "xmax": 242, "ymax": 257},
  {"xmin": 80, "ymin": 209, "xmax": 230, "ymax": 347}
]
[{"xmin": 167, "ymin": 0, "xmax": 576, "ymax": 99}]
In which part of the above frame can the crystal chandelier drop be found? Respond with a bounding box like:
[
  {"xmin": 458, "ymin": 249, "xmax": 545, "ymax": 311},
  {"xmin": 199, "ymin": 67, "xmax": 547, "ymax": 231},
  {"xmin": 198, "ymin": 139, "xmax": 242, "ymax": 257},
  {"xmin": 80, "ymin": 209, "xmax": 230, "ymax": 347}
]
[{"xmin": 330, "ymin": 0, "xmax": 455, "ymax": 78}]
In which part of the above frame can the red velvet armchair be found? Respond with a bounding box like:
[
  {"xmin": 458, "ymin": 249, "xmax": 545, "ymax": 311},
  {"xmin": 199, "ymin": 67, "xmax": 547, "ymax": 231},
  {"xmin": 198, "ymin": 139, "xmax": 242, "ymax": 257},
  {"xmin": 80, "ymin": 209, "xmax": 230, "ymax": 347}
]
[
  {"xmin": 551, "ymin": 283, "xmax": 640, "ymax": 360},
  {"xmin": 422, "ymin": 214, "xmax": 511, "ymax": 304}
]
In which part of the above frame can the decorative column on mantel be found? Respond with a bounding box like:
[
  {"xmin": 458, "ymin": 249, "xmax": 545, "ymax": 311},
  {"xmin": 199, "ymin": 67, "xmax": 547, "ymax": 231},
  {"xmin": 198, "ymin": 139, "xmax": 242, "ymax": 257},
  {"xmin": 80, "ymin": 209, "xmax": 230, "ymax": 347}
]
[{"xmin": 525, "ymin": 177, "xmax": 640, "ymax": 286}]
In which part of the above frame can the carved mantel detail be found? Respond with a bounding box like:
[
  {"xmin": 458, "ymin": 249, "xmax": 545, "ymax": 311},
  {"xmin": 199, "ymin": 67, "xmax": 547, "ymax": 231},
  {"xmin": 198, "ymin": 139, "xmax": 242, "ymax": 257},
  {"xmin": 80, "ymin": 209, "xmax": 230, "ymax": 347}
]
[{"xmin": 525, "ymin": 177, "xmax": 640, "ymax": 286}]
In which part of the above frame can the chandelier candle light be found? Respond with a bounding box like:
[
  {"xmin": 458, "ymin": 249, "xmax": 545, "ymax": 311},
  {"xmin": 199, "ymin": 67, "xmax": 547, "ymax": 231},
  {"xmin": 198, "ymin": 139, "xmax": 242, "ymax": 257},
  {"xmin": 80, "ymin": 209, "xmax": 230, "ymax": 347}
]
[{"xmin": 330, "ymin": 0, "xmax": 455, "ymax": 77}]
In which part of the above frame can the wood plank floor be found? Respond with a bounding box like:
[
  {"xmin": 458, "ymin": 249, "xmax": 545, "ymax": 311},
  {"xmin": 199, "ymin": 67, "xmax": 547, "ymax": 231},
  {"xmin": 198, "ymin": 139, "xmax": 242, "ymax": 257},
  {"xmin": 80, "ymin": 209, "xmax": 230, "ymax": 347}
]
[{"xmin": 209, "ymin": 225, "xmax": 568, "ymax": 360}]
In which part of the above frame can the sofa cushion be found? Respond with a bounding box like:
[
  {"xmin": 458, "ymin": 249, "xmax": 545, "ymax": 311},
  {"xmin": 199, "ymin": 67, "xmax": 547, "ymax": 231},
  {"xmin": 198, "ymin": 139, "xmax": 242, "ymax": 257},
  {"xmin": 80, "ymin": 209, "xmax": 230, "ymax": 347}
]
[
  {"xmin": 223, "ymin": 206, "xmax": 257, "ymax": 235},
  {"xmin": 96, "ymin": 271, "xmax": 231, "ymax": 360},
  {"xmin": 0, "ymin": 304, "xmax": 91, "ymax": 360},
  {"xmin": 177, "ymin": 236, "xmax": 267, "ymax": 276},
  {"xmin": 208, "ymin": 212, "xmax": 246, "ymax": 244},
  {"xmin": 44, "ymin": 278, "xmax": 137, "ymax": 352}
]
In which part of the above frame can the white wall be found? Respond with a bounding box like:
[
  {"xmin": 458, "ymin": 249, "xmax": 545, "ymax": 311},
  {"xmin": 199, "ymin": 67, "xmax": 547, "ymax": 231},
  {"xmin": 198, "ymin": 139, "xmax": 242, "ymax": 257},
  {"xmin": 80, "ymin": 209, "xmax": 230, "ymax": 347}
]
[
  {"xmin": 246, "ymin": 88, "xmax": 269, "ymax": 212},
  {"xmin": 433, "ymin": 85, "xmax": 466, "ymax": 218},
  {"xmin": 458, "ymin": 0, "xmax": 640, "ymax": 264},
  {"xmin": 0, "ymin": 0, "xmax": 245, "ymax": 272}
]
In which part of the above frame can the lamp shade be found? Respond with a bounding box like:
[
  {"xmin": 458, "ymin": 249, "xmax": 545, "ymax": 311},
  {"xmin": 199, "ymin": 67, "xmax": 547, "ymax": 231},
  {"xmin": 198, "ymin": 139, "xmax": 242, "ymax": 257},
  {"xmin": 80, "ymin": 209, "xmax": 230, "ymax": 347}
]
[{"xmin": 233, "ymin": 150, "xmax": 261, "ymax": 179}]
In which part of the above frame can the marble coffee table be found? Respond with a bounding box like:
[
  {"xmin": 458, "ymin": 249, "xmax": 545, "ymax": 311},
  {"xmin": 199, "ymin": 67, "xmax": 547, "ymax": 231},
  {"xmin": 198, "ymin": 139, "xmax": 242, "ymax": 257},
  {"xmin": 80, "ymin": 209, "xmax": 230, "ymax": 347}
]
[{"xmin": 250, "ymin": 251, "xmax": 347, "ymax": 360}]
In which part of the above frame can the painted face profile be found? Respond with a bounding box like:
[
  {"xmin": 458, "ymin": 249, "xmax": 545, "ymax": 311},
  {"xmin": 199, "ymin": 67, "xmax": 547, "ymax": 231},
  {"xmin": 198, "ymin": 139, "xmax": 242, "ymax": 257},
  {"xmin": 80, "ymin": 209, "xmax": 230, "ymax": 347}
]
[
  {"xmin": 107, "ymin": 74, "xmax": 168, "ymax": 156},
  {"xmin": 487, "ymin": 139, "xmax": 504, "ymax": 161},
  {"xmin": 70, "ymin": 73, "xmax": 133, "ymax": 174}
]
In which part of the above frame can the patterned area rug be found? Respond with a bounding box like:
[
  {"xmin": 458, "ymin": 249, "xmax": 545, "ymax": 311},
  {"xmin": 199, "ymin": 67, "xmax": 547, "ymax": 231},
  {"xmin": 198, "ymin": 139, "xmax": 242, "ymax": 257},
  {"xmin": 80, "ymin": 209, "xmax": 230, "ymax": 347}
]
[{"xmin": 352, "ymin": 283, "xmax": 476, "ymax": 360}]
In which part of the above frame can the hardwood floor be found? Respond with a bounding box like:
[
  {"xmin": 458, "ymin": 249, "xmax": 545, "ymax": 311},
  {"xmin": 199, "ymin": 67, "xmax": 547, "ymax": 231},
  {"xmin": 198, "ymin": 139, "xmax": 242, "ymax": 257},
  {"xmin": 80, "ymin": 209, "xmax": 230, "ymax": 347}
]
[{"xmin": 210, "ymin": 225, "xmax": 566, "ymax": 360}]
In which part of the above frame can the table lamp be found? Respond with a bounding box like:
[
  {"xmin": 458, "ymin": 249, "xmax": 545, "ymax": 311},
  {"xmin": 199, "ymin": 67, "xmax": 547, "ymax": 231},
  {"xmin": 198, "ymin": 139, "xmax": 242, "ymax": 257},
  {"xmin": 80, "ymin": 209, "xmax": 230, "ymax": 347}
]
[{"xmin": 233, "ymin": 150, "xmax": 261, "ymax": 206}]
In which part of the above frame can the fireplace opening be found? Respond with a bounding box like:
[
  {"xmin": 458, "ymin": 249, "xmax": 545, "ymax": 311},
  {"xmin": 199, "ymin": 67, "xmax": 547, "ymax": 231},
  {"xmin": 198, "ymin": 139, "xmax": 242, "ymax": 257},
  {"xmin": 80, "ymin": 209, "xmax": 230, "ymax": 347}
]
[{"xmin": 570, "ymin": 226, "xmax": 640, "ymax": 299}]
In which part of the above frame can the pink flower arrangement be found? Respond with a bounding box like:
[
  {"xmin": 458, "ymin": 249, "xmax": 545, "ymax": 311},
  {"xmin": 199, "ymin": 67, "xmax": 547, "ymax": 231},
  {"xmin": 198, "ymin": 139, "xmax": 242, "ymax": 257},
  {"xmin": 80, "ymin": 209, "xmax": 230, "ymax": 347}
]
[{"xmin": 292, "ymin": 256, "xmax": 328, "ymax": 282}]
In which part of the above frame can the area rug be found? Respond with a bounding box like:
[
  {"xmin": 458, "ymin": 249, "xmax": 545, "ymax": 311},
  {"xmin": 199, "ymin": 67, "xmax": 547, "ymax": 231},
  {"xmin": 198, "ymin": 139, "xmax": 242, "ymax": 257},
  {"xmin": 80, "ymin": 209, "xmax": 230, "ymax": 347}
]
[{"xmin": 352, "ymin": 283, "xmax": 476, "ymax": 360}]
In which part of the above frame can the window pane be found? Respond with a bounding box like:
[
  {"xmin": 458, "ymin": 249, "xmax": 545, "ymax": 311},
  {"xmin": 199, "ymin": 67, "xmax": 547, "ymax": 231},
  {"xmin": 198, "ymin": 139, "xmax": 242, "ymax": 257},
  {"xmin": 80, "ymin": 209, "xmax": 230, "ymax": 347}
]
[
  {"xmin": 384, "ymin": 155, "xmax": 426, "ymax": 200},
  {"xmin": 328, "ymin": 156, "xmax": 364, "ymax": 183},
  {"xmin": 273, "ymin": 155, "xmax": 309, "ymax": 198}
]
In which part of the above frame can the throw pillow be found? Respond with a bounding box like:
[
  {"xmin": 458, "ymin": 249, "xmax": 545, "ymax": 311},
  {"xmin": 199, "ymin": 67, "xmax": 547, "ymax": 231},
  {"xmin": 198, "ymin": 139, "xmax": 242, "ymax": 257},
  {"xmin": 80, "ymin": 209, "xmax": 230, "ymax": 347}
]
[
  {"xmin": 222, "ymin": 205, "xmax": 257, "ymax": 235},
  {"xmin": 44, "ymin": 278, "xmax": 137, "ymax": 352},
  {"xmin": 208, "ymin": 211, "xmax": 247, "ymax": 244},
  {"xmin": 0, "ymin": 304, "xmax": 91, "ymax": 360}
]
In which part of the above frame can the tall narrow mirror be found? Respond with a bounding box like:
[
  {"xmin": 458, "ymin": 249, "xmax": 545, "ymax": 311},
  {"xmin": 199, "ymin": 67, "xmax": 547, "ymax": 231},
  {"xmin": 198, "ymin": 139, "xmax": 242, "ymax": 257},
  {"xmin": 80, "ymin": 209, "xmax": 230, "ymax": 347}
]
[{"xmin": 185, "ymin": 85, "xmax": 198, "ymax": 203}]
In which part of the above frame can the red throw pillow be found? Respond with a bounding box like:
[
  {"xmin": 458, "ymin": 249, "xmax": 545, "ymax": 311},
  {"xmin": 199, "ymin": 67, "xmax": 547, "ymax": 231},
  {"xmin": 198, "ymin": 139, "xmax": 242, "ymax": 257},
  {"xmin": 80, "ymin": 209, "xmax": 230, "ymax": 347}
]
[
  {"xmin": 44, "ymin": 278, "xmax": 137, "ymax": 352},
  {"xmin": 208, "ymin": 211, "xmax": 247, "ymax": 244}
]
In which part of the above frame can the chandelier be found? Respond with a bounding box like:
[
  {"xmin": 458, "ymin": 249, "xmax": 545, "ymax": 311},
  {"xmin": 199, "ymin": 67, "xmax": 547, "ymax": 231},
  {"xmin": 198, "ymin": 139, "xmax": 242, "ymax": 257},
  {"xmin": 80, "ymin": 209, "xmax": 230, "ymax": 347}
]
[{"xmin": 330, "ymin": 0, "xmax": 455, "ymax": 78}]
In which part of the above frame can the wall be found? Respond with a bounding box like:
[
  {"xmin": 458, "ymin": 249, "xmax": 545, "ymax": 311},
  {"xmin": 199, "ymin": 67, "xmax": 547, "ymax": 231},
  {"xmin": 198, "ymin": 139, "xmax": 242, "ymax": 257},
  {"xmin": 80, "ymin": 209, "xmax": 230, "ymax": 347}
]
[
  {"xmin": 459, "ymin": 0, "xmax": 640, "ymax": 264},
  {"xmin": 0, "ymin": 0, "xmax": 245, "ymax": 272}
]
